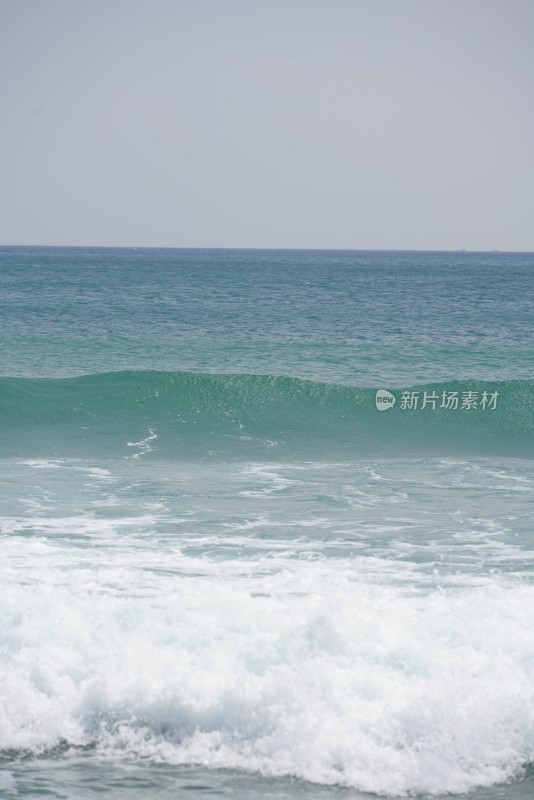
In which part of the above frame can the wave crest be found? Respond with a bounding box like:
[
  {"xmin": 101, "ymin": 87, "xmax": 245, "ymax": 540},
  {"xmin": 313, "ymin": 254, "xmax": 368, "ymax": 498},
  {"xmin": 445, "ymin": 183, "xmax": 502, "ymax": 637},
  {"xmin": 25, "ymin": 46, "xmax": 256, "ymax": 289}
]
[{"xmin": 1, "ymin": 371, "xmax": 532, "ymax": 457}]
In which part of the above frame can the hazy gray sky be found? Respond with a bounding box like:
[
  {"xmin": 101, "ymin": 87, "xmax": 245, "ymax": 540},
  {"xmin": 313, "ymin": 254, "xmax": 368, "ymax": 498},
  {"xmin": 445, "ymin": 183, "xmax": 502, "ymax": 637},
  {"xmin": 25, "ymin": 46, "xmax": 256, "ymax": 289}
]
[{"xmin": 1, "ymin": 0, "xmax": 533, "ymax": 249}]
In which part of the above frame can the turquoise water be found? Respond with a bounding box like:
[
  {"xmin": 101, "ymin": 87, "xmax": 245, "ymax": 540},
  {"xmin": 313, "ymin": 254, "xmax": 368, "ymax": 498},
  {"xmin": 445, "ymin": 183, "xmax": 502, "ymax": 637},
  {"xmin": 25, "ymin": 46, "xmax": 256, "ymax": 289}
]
[{"xmin": 1, "ymin": 247, "xmax": 533, "ymax": 799}]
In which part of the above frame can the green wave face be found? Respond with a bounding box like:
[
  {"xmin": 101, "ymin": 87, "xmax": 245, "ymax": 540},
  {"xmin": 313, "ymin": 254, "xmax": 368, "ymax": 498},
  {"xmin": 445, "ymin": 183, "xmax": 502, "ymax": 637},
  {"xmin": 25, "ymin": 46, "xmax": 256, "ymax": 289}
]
[{"xmin": 1, "ymin": 371, "xmax": 532, "ymax": 459}]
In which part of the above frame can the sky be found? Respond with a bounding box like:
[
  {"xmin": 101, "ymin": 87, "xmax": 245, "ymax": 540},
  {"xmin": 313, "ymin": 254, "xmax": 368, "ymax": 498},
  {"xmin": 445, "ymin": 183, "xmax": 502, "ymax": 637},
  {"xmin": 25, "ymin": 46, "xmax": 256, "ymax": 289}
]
[{"xmin": 1, "ymin": 0, "xmax": 533, "ymax": 250}]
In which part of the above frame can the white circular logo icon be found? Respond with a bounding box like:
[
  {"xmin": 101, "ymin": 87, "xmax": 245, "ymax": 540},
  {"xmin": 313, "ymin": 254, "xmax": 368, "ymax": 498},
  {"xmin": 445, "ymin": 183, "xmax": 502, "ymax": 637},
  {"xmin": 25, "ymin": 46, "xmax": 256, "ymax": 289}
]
[{"xmin": 375, "ymin": 389, "xmax": 396, "ymax": 411}]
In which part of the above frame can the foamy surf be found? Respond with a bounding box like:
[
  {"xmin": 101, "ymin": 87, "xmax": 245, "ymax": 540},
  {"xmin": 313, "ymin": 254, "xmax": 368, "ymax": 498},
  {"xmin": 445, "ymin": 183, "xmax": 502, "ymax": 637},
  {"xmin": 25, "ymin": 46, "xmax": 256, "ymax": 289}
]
[
  {"xmin": 2, "ymin": 558, "xmax": 534, "ymax": 796},
  {"xmin": 2, "ymin": 453, "xmax": 534, "ymax": 796}
]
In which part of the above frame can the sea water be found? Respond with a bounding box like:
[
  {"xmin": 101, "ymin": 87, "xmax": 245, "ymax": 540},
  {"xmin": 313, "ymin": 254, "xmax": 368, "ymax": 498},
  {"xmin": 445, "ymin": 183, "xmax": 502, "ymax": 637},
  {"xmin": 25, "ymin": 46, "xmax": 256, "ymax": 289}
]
[{"xmin": 0, "ymin": 247, "xmax": 533, "ymax": 799}]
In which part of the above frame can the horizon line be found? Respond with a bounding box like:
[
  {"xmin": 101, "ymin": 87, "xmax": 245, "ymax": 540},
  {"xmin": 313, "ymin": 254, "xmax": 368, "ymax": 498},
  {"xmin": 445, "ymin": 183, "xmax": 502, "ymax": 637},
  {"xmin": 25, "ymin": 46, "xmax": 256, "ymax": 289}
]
[{"xmin": 1, "ymin": 244, "xmax": 533, "ymax": 255}]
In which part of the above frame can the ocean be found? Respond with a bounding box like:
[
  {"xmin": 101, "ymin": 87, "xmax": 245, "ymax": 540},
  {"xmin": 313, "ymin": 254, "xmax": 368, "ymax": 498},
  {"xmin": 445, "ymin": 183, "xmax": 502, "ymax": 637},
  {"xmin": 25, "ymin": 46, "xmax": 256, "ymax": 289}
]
[{"xmin": 0, "ymin": 246, "xmax": 533, "ymax": 799}]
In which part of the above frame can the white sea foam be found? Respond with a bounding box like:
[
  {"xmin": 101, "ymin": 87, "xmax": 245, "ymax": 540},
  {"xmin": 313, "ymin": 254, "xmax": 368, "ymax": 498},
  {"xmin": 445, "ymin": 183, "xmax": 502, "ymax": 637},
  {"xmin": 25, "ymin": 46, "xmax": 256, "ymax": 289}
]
[
  {"xmin": 1, "ymin": 556, "xmax": 534, "ymax": 796},
  {"xmin": 2, "ymin": 454, "xmax": 534, "ymax": 795},
  {"xmin": 126, "ymin": 429, "xmax": 158, "ymax": 459}
]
